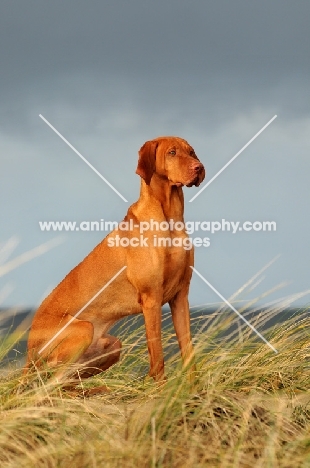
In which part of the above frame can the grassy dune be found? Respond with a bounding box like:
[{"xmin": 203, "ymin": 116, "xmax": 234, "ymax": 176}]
[{"xmin": 1, "ymin": 303, "xmax": 310, "ymax": 468}]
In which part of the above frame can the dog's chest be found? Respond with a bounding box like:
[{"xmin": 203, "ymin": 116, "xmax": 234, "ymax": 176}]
[{"xmin": 162, "ymin": 241, "xmax": 191, "ymax": 300}]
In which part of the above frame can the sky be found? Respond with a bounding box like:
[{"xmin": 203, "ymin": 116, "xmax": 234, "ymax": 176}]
[{"xmin": 0, "ymin": 0, "xmax": 310, "ymax": 312}]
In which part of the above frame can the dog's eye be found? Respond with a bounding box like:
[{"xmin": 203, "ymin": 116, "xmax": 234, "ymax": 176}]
[
  {"xmin": 189, "ymin": 150, "xmax": 194, "ymax": 156},
  {"xmin": 169, "ymin": 150, "xmax": 176, "ymax": 155}
]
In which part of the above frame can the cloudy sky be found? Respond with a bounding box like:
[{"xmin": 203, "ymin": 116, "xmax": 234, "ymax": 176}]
[{"xmin": 1, "ymin": 1, "xmax": 309, "ymax": 311}]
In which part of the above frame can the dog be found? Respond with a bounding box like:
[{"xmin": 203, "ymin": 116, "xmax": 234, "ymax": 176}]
[{"xmin": 24, "ymin": 136, "xmax": 205, "ymax": 389}]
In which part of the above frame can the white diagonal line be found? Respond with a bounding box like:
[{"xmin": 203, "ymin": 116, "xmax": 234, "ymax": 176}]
[
  {"xmin": 189, "ymin": 115, "xmax": 277, "ymax": 202},
  {"xmin": 39, "ymin": 114, "xmax": 128, "ymax": 202},
  {"xmin": 190, "ymin": 266, "xmax": 278, "ymax": 353},
  {"xmin": 38, "ymin": 266, "xmax": 127, "ymax": 354}
]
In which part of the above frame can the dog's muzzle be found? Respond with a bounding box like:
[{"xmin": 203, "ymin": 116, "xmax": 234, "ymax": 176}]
[{"xmin": 186, "ymin": 162, "xmax": 205, "ymax": 187}]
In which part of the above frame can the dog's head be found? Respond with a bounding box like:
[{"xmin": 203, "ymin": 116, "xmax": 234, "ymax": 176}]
[{"xmin": 136, "ymin": 136, "xmax": 205, "ymax": 187}]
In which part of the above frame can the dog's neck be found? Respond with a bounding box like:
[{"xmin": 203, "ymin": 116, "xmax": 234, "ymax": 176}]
[{"xmin": 140, "ymin": 174, "xmax": 185, "ymax": 222}]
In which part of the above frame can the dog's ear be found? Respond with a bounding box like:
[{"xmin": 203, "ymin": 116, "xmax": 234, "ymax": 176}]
[{"xmin": 136, "ymin": 140, "xmax": 158, "ymax": 185}]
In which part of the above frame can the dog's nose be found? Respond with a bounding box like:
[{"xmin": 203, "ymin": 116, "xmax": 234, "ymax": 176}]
[{"xmin": 191, "ymin": 162, "xmax": 204, "ymax": 173}]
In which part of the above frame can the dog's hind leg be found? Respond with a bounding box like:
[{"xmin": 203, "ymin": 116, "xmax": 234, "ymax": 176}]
[
  {"xmin": 75, "ymin": 332, "xmax": 122, "ymax": 378},
  {"xmin": 26, "ymin": 314, "xmax": 121, "ymax": 394},
  {"xmin": 64, "ymin": 331, "xmax": 122, "ymax": 395}
]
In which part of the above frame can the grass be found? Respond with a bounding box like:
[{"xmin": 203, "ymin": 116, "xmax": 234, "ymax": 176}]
[
  {"xmin": 1, "ymin": 303, "xmax": 310, "ymax": 468},
  {"xmin": 1, "ymin": 239, "xmax": 310, "ymax": 466}
]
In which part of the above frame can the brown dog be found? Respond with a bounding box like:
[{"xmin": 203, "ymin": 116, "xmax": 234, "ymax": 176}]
[{"xmin": 25, "ymin": 136, "xmax": 205, "ymax": 386}]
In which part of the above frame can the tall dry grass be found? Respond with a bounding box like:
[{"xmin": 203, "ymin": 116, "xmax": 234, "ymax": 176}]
[{"xmin": 1, "ymin": 300, "xmax": 310, "ymax": 467}]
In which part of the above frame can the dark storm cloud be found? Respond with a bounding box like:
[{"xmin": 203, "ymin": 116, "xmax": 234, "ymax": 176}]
[
  {"xmin": 1, "ymin": 0, "xmax": 309, "ymax": 84},
  {"xmin": 0, "ymin": 0, "xmax": 309, "ymax": 137}
]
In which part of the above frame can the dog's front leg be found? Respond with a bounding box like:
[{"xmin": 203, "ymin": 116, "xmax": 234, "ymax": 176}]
[
  {"xmin": 141, "ymin": 294, "xmax": 165, "ymax": 381},
  {"xmin": 169, "ymin": 289, "xmax": 196, "ymax": 381}
]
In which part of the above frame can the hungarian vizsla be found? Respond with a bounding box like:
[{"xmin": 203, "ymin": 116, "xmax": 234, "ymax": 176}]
[{"xmin": 25, "ymin": 136, "xmax": 205, "ymax": 387}]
